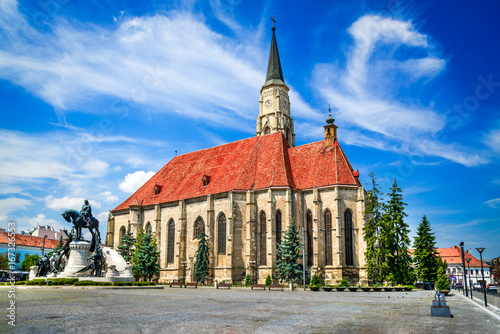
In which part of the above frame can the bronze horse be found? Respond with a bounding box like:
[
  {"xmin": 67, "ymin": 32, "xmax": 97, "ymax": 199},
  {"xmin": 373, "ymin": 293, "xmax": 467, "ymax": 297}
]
[{"xmin": 61, "ymin": 209, "xmax": 100, "ymax": 251}]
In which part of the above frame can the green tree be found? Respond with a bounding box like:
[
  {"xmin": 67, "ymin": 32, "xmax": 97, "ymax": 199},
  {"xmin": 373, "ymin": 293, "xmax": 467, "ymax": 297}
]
[
  {"xmin": 363, "ymin": 172, "xmax": 387, "ymax": 283},
  {"xmin": 118, "ymin": 228, "xmax": 136, "ymax": 263},
  {"xmin": 21, "ymin": 254, "xmax": 40, "ymax": 271},
  {"xmin": 276, "ymin": 220, "xmax": 306, "ymax": 283},
  {"xmin": 245, "ymin": 274, "xmax": 252, "ymax": 286},
  {"xmin": 435, "ymin": 266, "xmax": 449, "ymax": 291},
  {"xmin": 382, "ymin": 179, "xmax": 412, "ymax": 285},
  {"xmin": 0, "ymin": 253, "xmax": 9, "ymax": 270},
  {"xmin": 265, "ymin": 274, "xmax": 272, "ymax": 287},
  {"xmin": 413, "ymin": 215, "xmax": 439, "ymax": 283},
  {"xmin": 132, "ymin": 228, "xmax": 160, "ymax": 281},
  {"xmin": 194, "ymin": 230, "xmax": 210, "ymax": 283},
  {"xmin": 132, "ymin": 227, "xmax": 144, "ymax": 269},
  {"xmin": 310, "ymin": 274, "xmax": 321, "ymax": 287}
]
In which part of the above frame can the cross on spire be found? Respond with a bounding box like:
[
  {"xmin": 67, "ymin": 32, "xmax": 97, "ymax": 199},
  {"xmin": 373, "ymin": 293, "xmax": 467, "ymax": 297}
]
[{"xmin": 271, "ymin": 15, "xmax": 276, "ymax": 31}]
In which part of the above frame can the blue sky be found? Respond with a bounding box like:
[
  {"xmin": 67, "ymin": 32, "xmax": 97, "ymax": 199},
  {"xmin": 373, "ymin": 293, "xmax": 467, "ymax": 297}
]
[{"xmin": 1, "ymin": 0, "xmax": 499, "ymax": 260}]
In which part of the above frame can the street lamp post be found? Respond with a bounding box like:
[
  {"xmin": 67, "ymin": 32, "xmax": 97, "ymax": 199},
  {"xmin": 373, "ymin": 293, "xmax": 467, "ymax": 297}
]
[
  {"xmin": 476, "ymin": 248, "xmax": 487, "ymax": 307},
  {"xmin": 181, "ymin": 260, "xmax": 187, "ymax": 285},
  {"xmin": 466, "ymin": 258, "xmax": 472, "ymax": 300},
  {"xmin": 249, "ymin": 260, "xmax": 256, "ymax": 284},
  {"xmin": 460, "ymin": 242, "xmax": 469, "ymax": 297}
]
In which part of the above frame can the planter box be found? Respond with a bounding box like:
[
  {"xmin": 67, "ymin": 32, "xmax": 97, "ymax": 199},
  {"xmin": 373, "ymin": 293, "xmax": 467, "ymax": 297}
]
[
  {"xmin": 361, "ymin": 287, "xmax": 371, "ymax": 292},
  {"xmin": 372, "ymin": 287, "xmax": 382, "ymax": 292},
  {"xmin": 383, "ymin": 287, "xmax": 393, "ymax": 292},
  {"xmin": 348, "ymin": 287, "xmax": 358, "ymax": 292},
  {"xmin": 404, "ymin": 287, "xmax": 412, "ymax": 291},
  {"xmin": 335, "ymin": 287, "xmax": 346, "ymax": 292},
  {"xmin": 309, "ymin": 286, "xmax": 320, "ymax": 291},
  {"xmin": 322, "ymin": 287, "xmax": 333, "ymax": 292},
  {"xmin": 394, "ymin": 287, "xmax": 403, "ymax": 292}
]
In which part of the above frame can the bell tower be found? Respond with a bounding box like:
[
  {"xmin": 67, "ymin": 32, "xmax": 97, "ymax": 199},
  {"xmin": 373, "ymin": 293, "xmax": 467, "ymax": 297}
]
[{"xmin": 256, "ymin": 17, "xmax": 295, "ymax": 147}]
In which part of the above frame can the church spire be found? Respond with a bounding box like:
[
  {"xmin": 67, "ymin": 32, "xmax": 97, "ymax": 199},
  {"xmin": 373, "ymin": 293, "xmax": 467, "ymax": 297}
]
[{"xmin": 263, "ymin": 16, "xmax": 286, "ymax": 87}]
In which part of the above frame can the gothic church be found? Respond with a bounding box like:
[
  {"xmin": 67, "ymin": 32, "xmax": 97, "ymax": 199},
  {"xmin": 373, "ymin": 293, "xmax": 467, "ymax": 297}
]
[{"xmin": 106, "ymin": 25, "xmax": 368, "ymax": 285}]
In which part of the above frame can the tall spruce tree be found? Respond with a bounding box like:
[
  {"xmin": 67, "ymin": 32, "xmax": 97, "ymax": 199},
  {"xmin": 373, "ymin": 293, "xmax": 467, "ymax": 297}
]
[
  {"xmin": 413, "ymin": 215, "xmax": 439, "ymax": 283},
  {"xmin": 382, "ymin": 179, "xmax": 412, "ymax": 284},
  {"xmin": 132, "ymin": 228, "xmax": 160, "ymax": 281},
  {"xmin": 276, "ymin": 220, "xmax": 305, "ymax": 283},
  {"xmin": 118, "ymin": 228, "xmax": 136, "ymax": 263},
  {"xmin": 363, "ymin": 172, "xmax": 387, "ymax": 283},
  {"xmin": 194, "ymin": 230, "xmax": 210, "ymax": 283}
]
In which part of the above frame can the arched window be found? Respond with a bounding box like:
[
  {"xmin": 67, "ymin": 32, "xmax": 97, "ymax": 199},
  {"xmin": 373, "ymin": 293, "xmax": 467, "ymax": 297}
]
[
  {"xmin": 324, "ymin": 210, "xmax": 332, "ymax": 266},
  {"xmin": 276, "ymin": 210, "xmax": 282, "ymax": 245},
  {"xmin": 119, "ymin": 226, "xmax": 126, "ymax": 242},
  {"xmin": 194, "ymin": 217, "xmax": 204, "ymax": 239},
  {"xmin": 260, "ymin": 211, "xmax": 267, "ymax": 266},
  {"xmin": 16, "ymin": 253, "xmax": 20, "ymax": 263},
  {"xmin": 218, "ymin": 213, "xmax": 227, "ymax": 254},
  {"xmin": 286, "ymin": 128, "xmax": 290, "ymax": 142},
  {"xmin": 145, "ymin": 222, "xmax": 152, "ymax": 233},
  {"xmin": 306, "ymin": 210, "xmax": 313, "ymax": 267},
  {"xmin": 344, "ymin": 210, "xmax": 354, "ymax": 266},
  {"xmin": 264, "ymin": 126, "xmax": 271, "ymax": 135},
  {"xmin": 167, "ymin": 219, "xmax": 175, "ymax": 264}
]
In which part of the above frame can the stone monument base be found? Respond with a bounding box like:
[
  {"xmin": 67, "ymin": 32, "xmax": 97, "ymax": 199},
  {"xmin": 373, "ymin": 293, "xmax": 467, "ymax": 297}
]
[{"xmin": 58, "ymin": 240, "xmax": 91, "ymax": 277}]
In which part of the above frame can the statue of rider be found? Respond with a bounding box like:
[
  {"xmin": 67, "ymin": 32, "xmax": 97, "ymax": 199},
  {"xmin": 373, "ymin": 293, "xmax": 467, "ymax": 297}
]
[{"xmin": 80, "ymin": 199, "xmax": 93, "ymax": 225}]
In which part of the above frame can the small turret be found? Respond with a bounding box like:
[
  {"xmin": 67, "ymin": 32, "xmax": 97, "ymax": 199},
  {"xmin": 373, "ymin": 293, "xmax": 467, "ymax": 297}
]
[{"xmin": 324, "ymin": 106, "xmax": 338, "ymax": 147}]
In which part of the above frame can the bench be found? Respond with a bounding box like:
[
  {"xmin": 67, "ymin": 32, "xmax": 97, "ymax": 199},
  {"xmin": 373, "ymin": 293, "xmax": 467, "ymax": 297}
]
[
  {"xmin": 169, "ymin": 282, "xmax": 184, "ymax": 288},
  {"xmin": 217, "ymin": 283, "xmax": 231, "ymax": 289},
  {"xmin": 268, "ymin": 284, "xmax": 284, "ymax": 291},
  {"xmin": 251, "ymin": 284, "xmax": 266, "ymax": 290},
  {"xmin": 185, "ymin": 282, "xmax": 198, "ymax": 288}
]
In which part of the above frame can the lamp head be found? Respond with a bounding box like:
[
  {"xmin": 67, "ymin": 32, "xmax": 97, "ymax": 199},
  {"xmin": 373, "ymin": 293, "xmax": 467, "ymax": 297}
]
[
  {"xmin": 466, "ymin": 258, "xmax": 470, "ymax": 263},
  {"xmin": 476, "ymin": 247, "xmax": 485, "ymax": 254},
  {"xmin": 460, "ymin": 242, "xmax": 464, "ymax": 247}
]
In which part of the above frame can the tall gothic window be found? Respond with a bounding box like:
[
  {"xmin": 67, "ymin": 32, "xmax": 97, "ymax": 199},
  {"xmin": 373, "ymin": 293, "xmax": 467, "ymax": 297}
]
[
  {"xmin": 306, "ymin": 210, "xmax": 313, "ymax": 267},
  {"xmin": 218, "ymin": 213, "xmax": 227, "ymax": 254},
  {"xmin": 264, "ymin": 126, "xmax": 271, "ymax": 135},
  {"xmin": 194, "ymin": 217, "xmax": 204, "ymax": 239},
  {"xmin": 119, "ymin": 226, "xmax": 126, "ymax": 242},
  {"xmin": 145, "ymin": 222, "xmax": 152, "ymax": 233},
  {"xmin": 324, "ymin": 210, "xmax": 332, "ymax": 266},
  {"xmin": 344, "ymin": 210, "xmax": 354, "ymax": 266},
  {"xmin": 260, "ymin": 211, "xmax": 267, "ymax": 266},
  {"xmin": 276, "ymin": 210, "xmax": 282, "ymax": 245},
  {"xmin": 167, "ymin": 219, "xmax": 175, "ymax": 264}
]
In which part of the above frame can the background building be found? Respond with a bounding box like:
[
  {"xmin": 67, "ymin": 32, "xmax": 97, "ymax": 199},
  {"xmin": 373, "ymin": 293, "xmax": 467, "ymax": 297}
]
[
  {"xmin": 0, "ymin": 232, "xmax": 58, "ymax": 271},
  {"xmin": 438, "ymin": 246, "xmax": 491, "ymax": 287}
]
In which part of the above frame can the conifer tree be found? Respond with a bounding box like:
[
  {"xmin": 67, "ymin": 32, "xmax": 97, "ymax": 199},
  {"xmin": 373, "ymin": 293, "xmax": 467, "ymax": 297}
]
[
  {"xmin": 118, "ymin": 228, "xmax": 136, "ymax": 263},
  {"xmin": 194, "ymin": 230, "xmax": 210, "ymax": 283},
  {"xmin": 132, "ymin": 228, "xmax": 160, "ymax": 281},
  {"xmin": 382, "ymin": 179, "xmax": 412, "ymax": 285},
  {"xmin": 363, "ymin": 172, "xmax": 387, "ymax": 283},
  {"xmin": 47, "ymin": 235, "xmax": 65, "ymax": 258},
  {"xmin": 413, "ymin": 215, "xmax": 439, "ymax": 283},
  {"xmin": 276, "ymin": 220, "xmax": 306, "ymax": 283},
  {"xmin": 265, "ymin": 274, "xmax": 272, "ymax": 287},
  {"xmin": 132, "ymin": 227, "xmax": 144, "ymax": 268}
]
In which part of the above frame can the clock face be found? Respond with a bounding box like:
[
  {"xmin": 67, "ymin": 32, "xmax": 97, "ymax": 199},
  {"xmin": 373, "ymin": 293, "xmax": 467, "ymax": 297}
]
[
  {"xmin": 282, "ymin": 100, "xmax": 288, "ymax": 108},
  {"xmin": 265, "ymin": 100, "xmax": 272, "ymax": 108}
]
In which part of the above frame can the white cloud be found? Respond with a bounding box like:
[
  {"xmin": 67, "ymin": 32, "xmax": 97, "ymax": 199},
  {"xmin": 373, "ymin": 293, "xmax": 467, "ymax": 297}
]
[
  {"xmin": 101, "ymin": 191, "xmax": 119, "ymax": 203},
  {"xmin": 309, "ymin": 14, "xmax": 486, "ymax": 167},
  {"xmin": 483, "ymin": 129, "xmax": 500, "ymax": 155},
  {"xmin": 0, "ymin": 2, "xmax": 274, "ymax": 131},
  {"xmin": 484, "ymin": 198, "xmax": 500, "ymax": 209},
  {"xmin": 0, "ymin": 197, "xmax": 31, "ymax": 222},
  {"xmin": 45, "ymin": 196, "xmax": 101, "ymax": 211},
  {"xmin": 119, "ymin": 171, "xmax": 155, "ymax": 193}
]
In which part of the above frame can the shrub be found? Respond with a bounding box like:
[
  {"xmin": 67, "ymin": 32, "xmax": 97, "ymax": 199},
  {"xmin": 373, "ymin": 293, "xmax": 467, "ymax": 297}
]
[
  {"xmin": 339, "ymin": 278, "xmax": 349, "ymax": 287},
  {"xmin": 113, "ymin": 281, "xmax": 133, "ymax": 286},
  {"xmin": 15, "ymin": 281, "xmax": 26, "ymax": 285},
  {"xmin": 74, "ymin": 280, "xmax": 96, "ymax": 286},
  {"xmin": 310, "ymin": 274, "xmax": 321, "ymax": 287},
  {"xmin": 245, "ymin": 274, "xmax": 252, "ymax": 286},
  {"xmin": 265, "ymin": 274, "xmax": 272, "ymax": 287}
]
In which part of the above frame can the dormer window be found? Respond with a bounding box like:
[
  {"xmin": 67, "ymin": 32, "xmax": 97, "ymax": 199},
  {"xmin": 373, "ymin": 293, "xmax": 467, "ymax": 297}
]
[
  {"xmin": 202, "ymin": 174, "xmax": 211, "ymax": 186},
  {"xmin": 154, "ymin": 184, "xmax": 162, "ymax": 195}
]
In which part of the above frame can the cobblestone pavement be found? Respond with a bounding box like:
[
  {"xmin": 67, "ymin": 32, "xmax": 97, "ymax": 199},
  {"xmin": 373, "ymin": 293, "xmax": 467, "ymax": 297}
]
[{"xmin": 3, "ymin": 287, "xmax": 500, "ymax": 334}]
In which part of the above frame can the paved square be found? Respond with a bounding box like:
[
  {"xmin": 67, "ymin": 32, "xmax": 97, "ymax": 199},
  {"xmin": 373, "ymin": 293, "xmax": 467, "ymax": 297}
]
[{"xmin": 4, "ymin": 287, "xmax": 500, "ymax": 333}]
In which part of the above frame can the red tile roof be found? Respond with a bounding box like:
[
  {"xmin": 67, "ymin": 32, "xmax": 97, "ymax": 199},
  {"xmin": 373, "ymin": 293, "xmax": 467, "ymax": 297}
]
[
  {"xmin": 0, "ymin": 232, "xmax": 59, "ymax": 249},
  {"xmin": 113, "ymin": 132, "xmax": 360, "ymax": 211},
  {"xmin": 437, "ymin": 246, "xmax": 489, "ymax": 268}
]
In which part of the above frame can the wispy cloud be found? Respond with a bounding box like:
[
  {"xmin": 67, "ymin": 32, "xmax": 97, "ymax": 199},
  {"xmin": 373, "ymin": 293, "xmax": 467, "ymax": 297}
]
[
  {"xmin": 484, "ymin": 198, "xmax": 500, "ymax": 209},
  {"xmin": 310, "ymin": 14, "xmax": 487, "ymax": 167}
]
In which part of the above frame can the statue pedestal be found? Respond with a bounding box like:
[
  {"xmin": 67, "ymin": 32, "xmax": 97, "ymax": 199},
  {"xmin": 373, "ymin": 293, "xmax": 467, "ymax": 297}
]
[
  {"xmin": 29, "ymin": 266, "xmax": 38, "ymax": 281},
  {"xmin": 59, "ymin": 240, "xmax": 91, "ymax": 277}
]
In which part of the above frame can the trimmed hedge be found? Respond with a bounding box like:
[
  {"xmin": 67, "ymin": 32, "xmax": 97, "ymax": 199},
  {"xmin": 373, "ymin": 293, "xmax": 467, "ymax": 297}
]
[
  {"xmin": 74, "ymin": 280, "xmax": 112, "ymax": 286},
  {"xmin": 113, "ymin": 281, "xmax": 155, "ymax": 286},
  {"xmin": 25, "ymin": 278, "xmax": 80, "ymax": 286}
]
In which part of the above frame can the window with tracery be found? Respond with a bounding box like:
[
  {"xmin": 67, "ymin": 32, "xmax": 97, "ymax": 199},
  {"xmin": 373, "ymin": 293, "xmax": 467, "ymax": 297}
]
[
  {"xmin": 306, "ymin": 210, "xmax": 313, "ymax": 266},
  {"xmin": 260, "ymin": 211, "xmax": 267, "ymax": 266},
  {"xmin": 324, "ymin": 210, "xmax": 332, "ymax": 266},
  {"xmin": 218, "ymin": 213, "xmax": 226, "ymax": 254},
  {"xmin": 194, "ymin": 217, "xmax": 204, "ymax": 239},
  {"xmin": 167, "ymin": 220, "xmax": 175, "ymax": 264},
  {"xmin": 344, "ymin": 210, "xmax": 354, "ymax": 266},
  {"xmin": 276, "ymin": 210, "xmax": 282, "ymax": 245}
]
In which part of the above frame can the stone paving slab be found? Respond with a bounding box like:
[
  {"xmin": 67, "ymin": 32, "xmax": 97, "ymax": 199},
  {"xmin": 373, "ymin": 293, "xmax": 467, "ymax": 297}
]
[{"xmin": 2, "ymin": 288, "xmax": 500, "ymax": 333}]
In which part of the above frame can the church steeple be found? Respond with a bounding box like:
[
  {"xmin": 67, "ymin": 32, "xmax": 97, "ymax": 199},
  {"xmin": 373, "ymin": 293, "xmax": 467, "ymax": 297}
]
[
  {"xmin": 256, "ymin": 16, "xmax": 295, "ymax": 147},
  {"xmin": 263, "ymin": 20, "xmax": 286, "ymax": 87}
]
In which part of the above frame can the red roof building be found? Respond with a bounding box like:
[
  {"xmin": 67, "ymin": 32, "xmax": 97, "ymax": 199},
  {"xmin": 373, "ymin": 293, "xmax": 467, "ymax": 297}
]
[
  {"xmin": 0, "ymin": 232, "xmax": 59, "ymax": 271},
  {"xmin": 107, "ymin": 25, "xmax": 368, "ymax": 285},
  {"xmin": 437, "ymin": 246, "xmax": 492, "ymax": 286}
]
